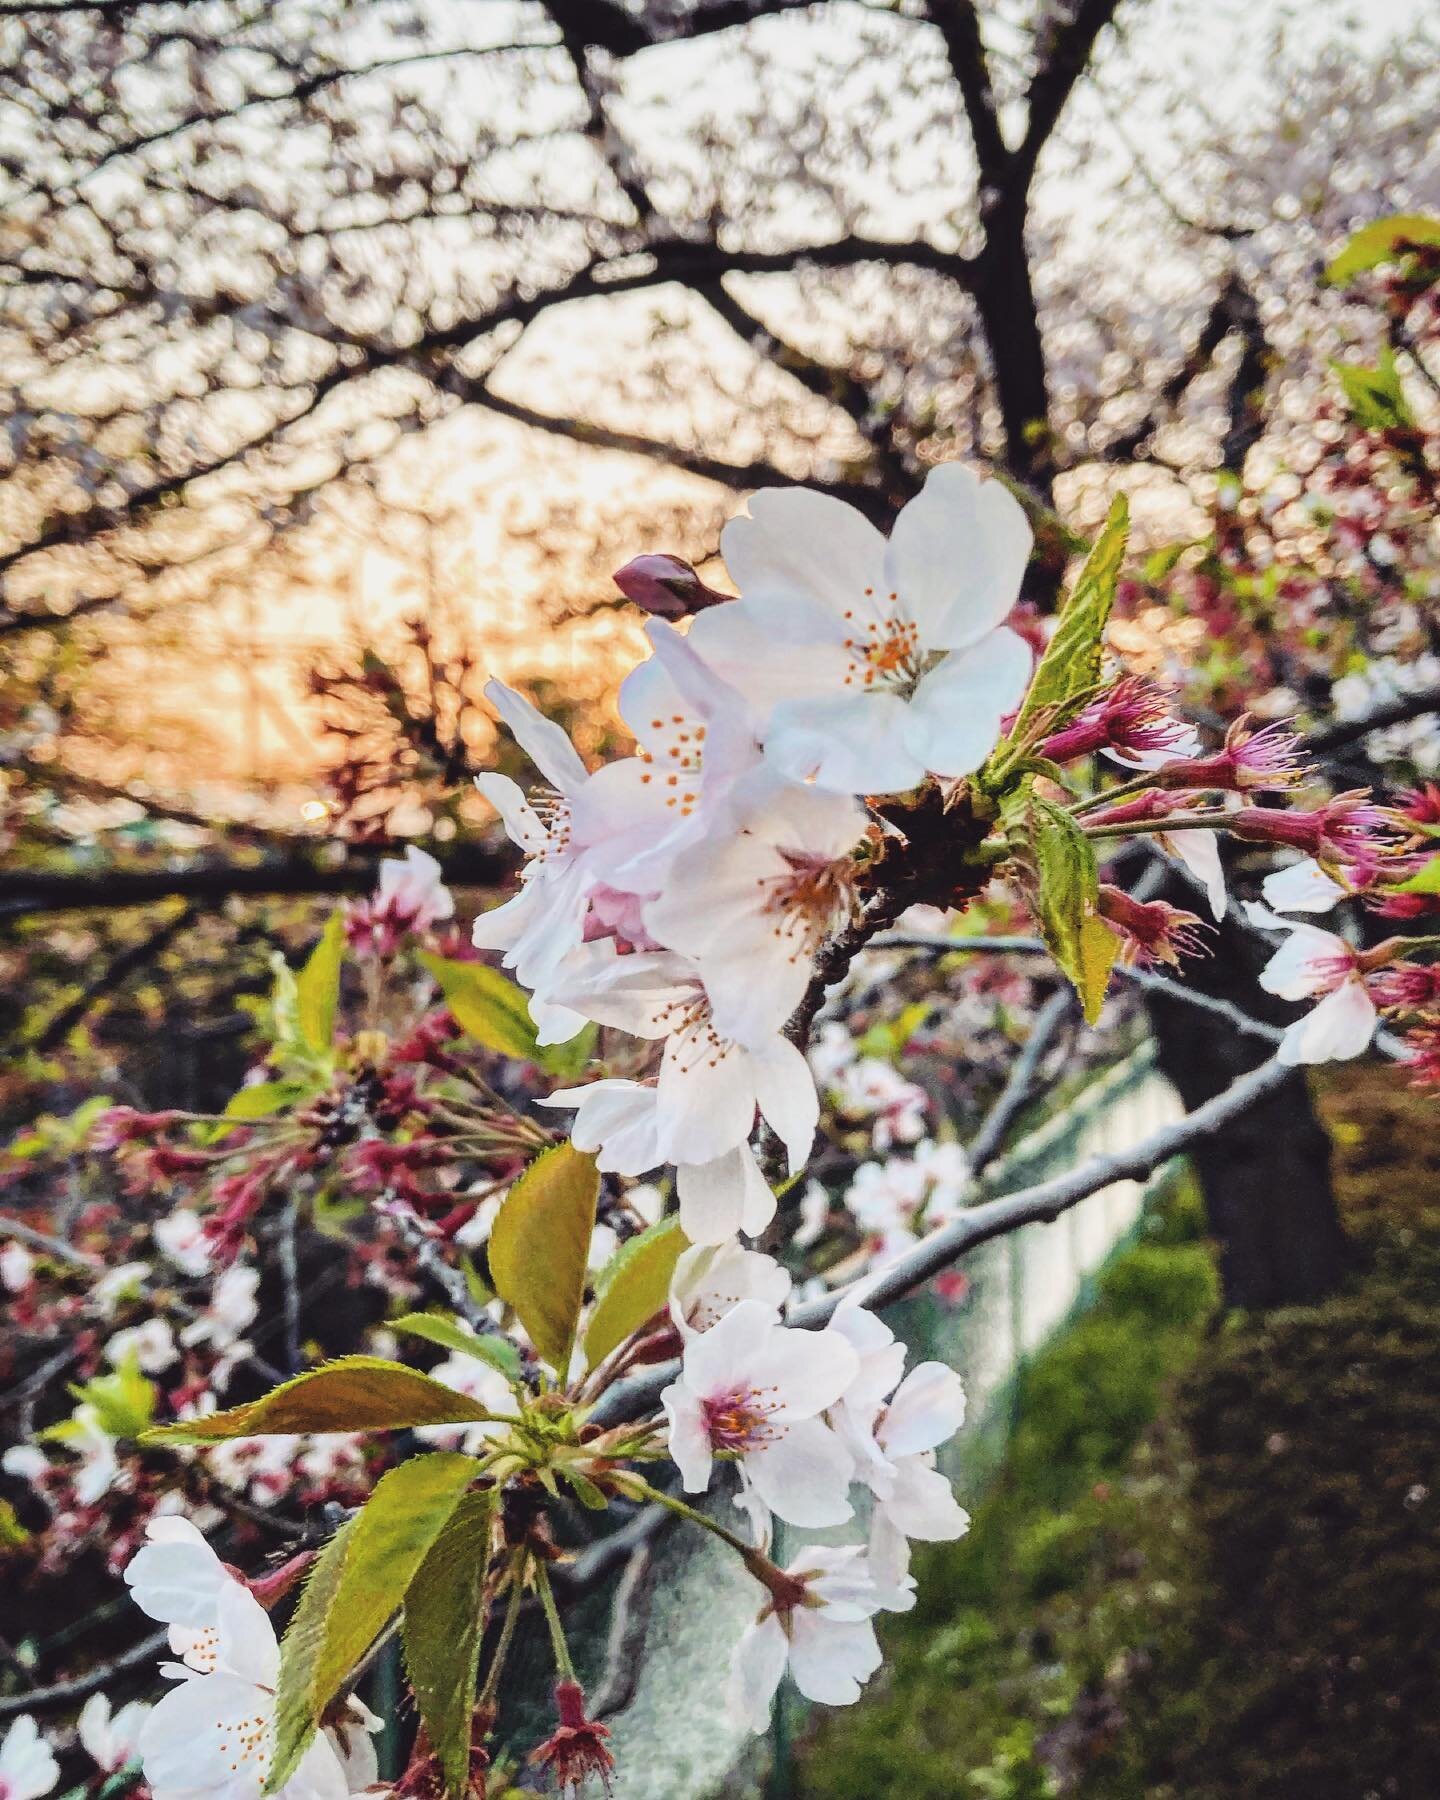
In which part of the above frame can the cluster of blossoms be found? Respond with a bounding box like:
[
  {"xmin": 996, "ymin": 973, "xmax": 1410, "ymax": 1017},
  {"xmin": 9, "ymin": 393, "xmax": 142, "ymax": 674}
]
[{"xmin": 11, "ymin": 453, "xmax": 1440, "ymax": 1800}]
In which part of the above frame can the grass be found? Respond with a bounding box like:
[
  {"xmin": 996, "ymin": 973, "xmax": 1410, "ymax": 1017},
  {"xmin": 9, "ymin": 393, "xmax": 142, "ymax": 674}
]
[{"xmin": 794, "ymin": 1066, "xmax": 1440, "ymax": 1800}]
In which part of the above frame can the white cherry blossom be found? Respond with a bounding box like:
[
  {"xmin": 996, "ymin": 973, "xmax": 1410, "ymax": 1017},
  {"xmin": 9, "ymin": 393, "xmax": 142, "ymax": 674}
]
[
  {"xmin": 537, "ymin": 1080, "xmax": 778, "ymax": 1243},
  {"xmin": 375, "ymin": 845, "xmax": 453, "ymax": 931},
  {"xmin": 106, "ymin": 1318, "xmax": 178, "ymax": 1374},
  {"xmin": 541, "ymin": 947, "xmax": 818, "ymax": 1176},
  {"xmin": 0, "ymin": 1243, "xmax": 34, "ymax": 1293},
  {"xmin": 661, "ymin": 1298, "xmax": 859, "ymax": 1527},
  {"xmin": 77, "ymin": 1695, "xmax": 150, "ymax": 1773},
  {"xmin": 138, "ymin": 1580, "xmax": 350, "ymax": 1800},
  {"xmin": 645, "ymin": 770, "xmax": 867, "ymax": 1040},
  {"xmin": 668, "ymin": 1239, "xmax": 792, "ymax": 1336},
  {"xmin": 726, "ymin": 1544, "xmax": 885, "ymax": 1731},
  {"xmin": 0, "ymin": 1717, "xmax": 58, "ymax": 1800},
  {"xmin": 1245, "ymin": 903, "xmax": 1377, "ymax": 1064},
  {"xmin": 688, "ymin": 463, "xmax": 1034, "ymax": 794}
]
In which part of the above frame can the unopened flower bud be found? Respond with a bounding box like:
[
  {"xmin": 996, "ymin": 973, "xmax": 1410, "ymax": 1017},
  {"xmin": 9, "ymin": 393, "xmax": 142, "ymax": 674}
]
[{"xmin": 613, "ymin": 554, "xmax": 728, "ymax": 620}]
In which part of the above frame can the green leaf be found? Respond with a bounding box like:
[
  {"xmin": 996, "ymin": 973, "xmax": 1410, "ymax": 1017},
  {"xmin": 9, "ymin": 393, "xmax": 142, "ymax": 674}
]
[
  {"xmin": 1393, "ymin": 855, "xmax": 1440, "ymax": 896},
  {"xmin": 1330, "ymin": 351, "xmax": 1415, "ymax": 433},
  {"xmin": 297, "ymin": 911, "xmax": 346, "ymax": 1053},
  {"xmin": 270, "ymin": 1453, "xmax": 481, "ymax": 1793},
  {"xmin": 60, "ymin": 1356, "xmax": 156, "ymax": 1440},
  {"xmin": 583, "ymin": 1216, "xmax": 688, "ymax": 1369},
  {"xmin": 391, "ymin": 1313, "xmax": 523, "ymax": 1380},
  {"xmin": 1005, "ymin": 494, "xmax": 1130, "ymax": 750},
  {"xmin": 855, "ymin": 999, "xmax": 934, "ymax": 1060},
  {"xmin": 417, "ymin": 953, "xmax": 542, "ymax": 1060},
  {"xmin": 0, "ymin": 1499, "xmax": 30, "ymax": 1548},
  {"xmin": 402, "ymin": 1490, "xmax": 494, "ymax": 1800},
  {"xmin": 142, "ymin": 1356, "xmax": 509, "ymax": 1445},
  {"xmin": 1326, "ymin": 213, "xmax": 1440, "ymax": 284},
  {"xmin": 488, "ymin": 1143, "xmax": 598, "ymax": 1372},
  {"xmin": 1030, "ymin": 798, "xmax": 1118, "ymax": 1025}
]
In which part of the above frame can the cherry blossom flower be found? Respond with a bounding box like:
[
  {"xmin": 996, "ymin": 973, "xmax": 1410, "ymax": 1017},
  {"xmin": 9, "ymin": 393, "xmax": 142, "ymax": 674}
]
[
  {"xmin": 538, "ymin": 1079, "xmax": 778, "ymax": 1243},
  {"xmin": 1040, "ymin": 676, "xmax": 1197, "ymax": 769},
  {"xmin": 859, "ymin": 1362, "xmax": 970, "ymax": 1605},
  {"xmin": 542, "ymin": 947, "xmax": 819, "ymax": 1175},
  {"xmin": 347, "ymin": 846, "xmax": 454, "ymax": 955},
  {"xmin": 138, "ymin": 1580, "xmax": 351, "ymax": 1800},
  {"xmin": 124, "ymin": 1515, "xmax": 233, "ymax": 1635},
  {"xmin": 1245, "ymin": 903, "xmax": 1378, "ymax": 1064},
  {"xmin": 688, "ymin": 463, "xmax": 1033, "ymax": 794},
  {"xmin": 106, "ymin": 1318, "xmax": 178, "ymax": 1374},
  {"xmin": 661, "ymin": 1299, "xmax": 860, "ymax": 1526},
  {"xmin": 1150, "ymin": 716, "xmax": 1305, "ymax": 793},
  {"xmin": 668, "ymin": 1239, "xmax": 792, "ymax": 1337},
  {"xmin": 726, "ymin": 1545, "xmax": 885, "ymax": 1730},
  {"xmin": 645, "ymin": 771, "xmax": 867, "ymax": 1039},
  {"xmin": 0, "ymin": 1718, "xmax": 58, "ymax": 1800},
  {"xmin": 154, "ymin": 1208, "xmax": 214, "ymax": 1276},
  {"xmin": 1098, "ymin": 886, "xmax": 1211, "ymax": 969},
  {"xmin": 76, "ymin": 1695, "xmax": 150, "ymax": 1774},
  {"xmin": 0, "ymin": 1243, "xmax": 34, "ymax": 1293}
]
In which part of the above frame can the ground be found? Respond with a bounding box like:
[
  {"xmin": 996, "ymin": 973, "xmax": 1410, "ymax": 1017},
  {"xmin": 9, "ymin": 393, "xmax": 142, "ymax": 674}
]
[{"xmin": 795, "ymin": 1066, "xmax": 1440, "ymax": 1800}]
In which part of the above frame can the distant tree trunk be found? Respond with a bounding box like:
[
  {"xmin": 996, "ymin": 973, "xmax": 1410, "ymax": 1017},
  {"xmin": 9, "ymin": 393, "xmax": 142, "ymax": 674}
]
[{"xmin": 1141, "ymin": 872, "xmax": 1350, "ymax": 1308}]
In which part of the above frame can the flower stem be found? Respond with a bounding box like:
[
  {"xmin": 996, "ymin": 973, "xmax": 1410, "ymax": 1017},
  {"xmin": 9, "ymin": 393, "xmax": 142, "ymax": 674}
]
[
  {"xmin": 1083, "ymin": 810, "xmax": 1237, "ymax": 840},
  {"xmin": 533, "ymin": 1558, "xmax": 577, "ymax": 1683},
  {"xmin": 478, "ymin": 1551, "xmax": 528, "ymax": 1709}
]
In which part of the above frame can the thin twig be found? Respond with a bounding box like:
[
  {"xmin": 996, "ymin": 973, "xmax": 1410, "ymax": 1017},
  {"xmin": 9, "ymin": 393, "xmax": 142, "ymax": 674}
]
[
  {"xmin": 0, "ymin": 1631, "xmax": 168, "ymax": 1719},
  {"xmin": 966, "ymin": 986, "xmax": 1077, "ymax": 1172}
]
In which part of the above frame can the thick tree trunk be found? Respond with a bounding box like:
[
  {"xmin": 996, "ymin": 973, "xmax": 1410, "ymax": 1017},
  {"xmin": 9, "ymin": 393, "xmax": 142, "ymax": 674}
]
[{"xmin": 1141, "ymin": 874, "xmax": 1350, "ymax": 1308}]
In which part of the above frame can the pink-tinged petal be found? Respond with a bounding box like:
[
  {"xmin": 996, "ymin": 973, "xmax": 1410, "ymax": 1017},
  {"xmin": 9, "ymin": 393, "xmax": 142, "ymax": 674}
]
[
  {"xmin": 884, "ymin": 462, "xmax": 1032, "ymax": 648},
  {"xmin": 670, "ymin": 1239, "xmax": 792, "ymax": 1336},
  {"xmin": 725, "ymin": 1615, "xmax": 789, "ymax": 1734},
  {"xmin": 644, "ymin": 834, "xmax": 779, "ymax": 960},
  {"xmin": 879, "ymin": 1361, "xmax": 967, "ymax": 1457},
  {"xmin": 676, "ymin": 1146, "xmax": 776, "ymax": 1245},
  {"xmin": 749, "ymin": 1038, "xmax": 819, "ymax": 1174},
  {"xmin": 765, "ymin": 690, "xmax": 924, "ymax": 795},
  {"xmin": 720, "ymin": 488, "xmax": 886, "ymax": 619},
  {"xmin": 1278, "ymin": 978, "xmax": 1377, "ymax": 1066},
  {"xmin": 745, "ymin": 1416, "xmax": 855, "ymax": 1527},
  {"xmin": 483, "ymin": 680, "xmax": 588, "ymax": 795},
  {"xmin": 661, "ymin": 1381, "xmax": 715, "ymax": 1493},
  {"xmin": 880, "ymin": 1453, "xmax": 971, "ymax": 1541},
  {"xmin": 1246, "ymin": 907, "xmax": 1352, "ymax": 1000},
  {"xmin": 785, "ymin": 1613, "xmax": 882, "ymax": 1706},
  {"xmin": 902, "ymin": 628, "xmax": 1033, "ymax": 779}
]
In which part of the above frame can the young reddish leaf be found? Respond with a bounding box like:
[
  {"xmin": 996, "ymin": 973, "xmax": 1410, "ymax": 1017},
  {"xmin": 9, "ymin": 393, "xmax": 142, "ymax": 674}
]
[
  {"xmin": 488, "ymin": 1144, "xmax": 598, "ymax": 1372},
  {"xmin": 142, "ymin": 1356, "xmax": 510, "ymax": 1444},
  {"xmin": 583, "ymin": 1216, "xmax": 688, "ymax": 1370}
]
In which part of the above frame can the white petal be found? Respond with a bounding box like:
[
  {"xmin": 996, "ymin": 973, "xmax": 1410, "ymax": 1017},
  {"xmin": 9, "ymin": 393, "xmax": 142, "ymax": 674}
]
[
  {"xmin": 721, "ymin": 488, "xmax": 886, "ymax": 618},
  {"xmin": 124, "ymin": 1528, "xmax": 231, "ymax": 1628},
  {"xmin": 879, "ymin": 1361, "xmax": 967, "ymax": 1457},
  {"xmin": 884, "ymin": 462, "xmax": 1032, "ymax": 648},
  {"xmin": 750, "ymin": 1037, "xmax": 819, "ymax": 1173},
  {"xmin": 881, "ymin": 1453, "xmax": 971, "ymax": 1541},
  {"xmin": 765, "ymin": 689, "xmax": 925, "ymax": 795},
  {"xmin": 537, "ymin": 1081, "xmax": 662, "ymax": 1175},
  {"xmin": 676, "ymin": 1146, "xmax": 776, "ymax": 1245},
  {"xmin": 139, "ymin": 1674, "xmax": 273, "ymax": 1795},
  {"xmin": 1261, "ymin": 858, "xmax": 1346, "ymax": 914},
  {"xmin": 786, "ymin": 1613, "xmax": 883, "ymax": 1706},
  {"xmin": 472, "ymin": 773, "xmax": 550, "ymax": 857},
  {"xmin": 744, "ymin": 1325, "xmax": 860, "ymax": 1421},
  {"xmin": 656, "ymin": 1038, "xmax": 758, "ymax": 1167},
  {"xmin": 1162, "ymin": 828, "xmax": 1227, "ymax": 921},
  {"xmin": 725, "ymin": 1615, "xmax": 789, "ymax": 1734},
  {"xmin": 215, "ymin": 1583, "xmax": 278, "ymax": 1689},
  {"xmin": 1278, "ymin": 978, "xmax": 1377, "ymax": 1065},
  {"xmin": 745, "ymin": 1416, "xmax": 855, "ymax": 1527},
  {"xmin": 661, "ymin": 1382, "xmax": 715, "ymax": 1493},
  {"xmin": 483, "ymin": 680, "xmax": 588, "ymax": 795},
  {"xmin": 901, "ymin": 629, "xmax": 1033, "ymax": 779}
]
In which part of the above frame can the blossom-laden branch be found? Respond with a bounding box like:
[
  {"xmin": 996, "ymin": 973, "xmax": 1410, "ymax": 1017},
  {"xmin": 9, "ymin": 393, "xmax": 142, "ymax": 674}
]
[{"xmin": 14, "ymin": 433, "xmax": 1440, "ymax": 1800}]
